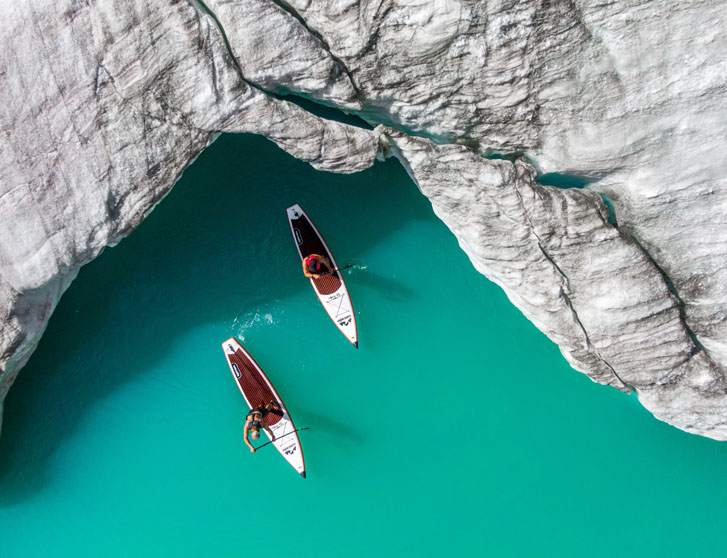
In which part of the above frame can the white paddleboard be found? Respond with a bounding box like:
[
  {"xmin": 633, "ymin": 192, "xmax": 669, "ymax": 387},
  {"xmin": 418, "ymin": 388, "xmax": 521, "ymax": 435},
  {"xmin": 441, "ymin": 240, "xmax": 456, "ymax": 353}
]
[
  {"xmin": 221, "ymin": 337, "xmax": 306, "ymax": 477},
  {"xmin": 287, "ymin": 204, "xmax": 358, "ymax": 348}
]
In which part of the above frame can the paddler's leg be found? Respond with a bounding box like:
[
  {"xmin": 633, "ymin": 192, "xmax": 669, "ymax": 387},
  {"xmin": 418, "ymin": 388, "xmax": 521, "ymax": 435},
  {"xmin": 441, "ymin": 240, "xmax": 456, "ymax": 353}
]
[{"xmin": 261, "ymin": 420, "xmax": 276, "ymax": 442}]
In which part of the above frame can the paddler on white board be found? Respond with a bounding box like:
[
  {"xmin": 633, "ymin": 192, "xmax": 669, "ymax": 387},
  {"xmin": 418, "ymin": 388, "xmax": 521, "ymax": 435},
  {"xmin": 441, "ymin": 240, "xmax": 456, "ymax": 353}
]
[
  {"xmin": 302, "ymin": 253, "xmax": 333, "ymax": 279},
  {"xmin": 243, "ymin": 401, "xmax": 280, "ymax": 453}
]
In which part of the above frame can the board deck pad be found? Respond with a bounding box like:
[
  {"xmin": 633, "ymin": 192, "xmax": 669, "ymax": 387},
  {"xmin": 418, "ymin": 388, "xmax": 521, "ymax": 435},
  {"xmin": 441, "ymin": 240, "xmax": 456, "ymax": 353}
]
[
  {"xmin": 287, "ymin": 204, "xmax": 358, "ymax": 347},
  {"xmin": 221, "ymin": 337, "xmax": 306, "ymax": 477}
]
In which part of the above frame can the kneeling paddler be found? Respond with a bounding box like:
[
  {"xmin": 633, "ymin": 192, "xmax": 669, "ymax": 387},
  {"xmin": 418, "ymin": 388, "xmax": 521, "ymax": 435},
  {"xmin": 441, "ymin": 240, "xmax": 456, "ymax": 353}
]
[
  {"xmin": 302, "ymin": 253, "xmax": 333, "ymax": 279},
  {"xmin": 243, "ymin": 401, "xmax": 280, "ymax": 453}
]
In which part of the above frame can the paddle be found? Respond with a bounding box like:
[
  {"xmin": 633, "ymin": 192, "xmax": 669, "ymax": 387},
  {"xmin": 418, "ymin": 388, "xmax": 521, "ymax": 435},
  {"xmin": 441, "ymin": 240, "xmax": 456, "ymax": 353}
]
[
  {"xmin": 317, "ymin": 263, "xmax": 355, "ymax": 278},
  {"xmin": 255, "ymin": 427, "xmax": 310, "ymax": 450}
]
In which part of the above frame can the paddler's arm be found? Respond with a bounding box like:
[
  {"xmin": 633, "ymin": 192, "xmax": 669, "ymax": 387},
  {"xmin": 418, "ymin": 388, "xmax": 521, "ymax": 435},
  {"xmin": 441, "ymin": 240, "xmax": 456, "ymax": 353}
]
[
  {"xmin": 243, "ymin": 421, "xmax": 256, "ymax": 454},
  {"xmin": 302, "ymin": 259, "xmax": 315, "ymax": 278}
]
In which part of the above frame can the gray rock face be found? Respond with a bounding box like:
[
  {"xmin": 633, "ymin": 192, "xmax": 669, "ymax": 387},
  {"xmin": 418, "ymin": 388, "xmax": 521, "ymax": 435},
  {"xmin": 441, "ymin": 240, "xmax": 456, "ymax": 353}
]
[
  {"xmin": 0, "ymin": 0, "xmax": 380, "ymax": 429},
  {"xmin": 1, "ymin": 0, "xmax": 726, "ymax": 439},
  {"xmin": 202, "ymin": 0, "xmax": 361, "ymax": 109},
  {"xmin": 383, "ymin": 129, "xmax": 727, "ymax": 439}
]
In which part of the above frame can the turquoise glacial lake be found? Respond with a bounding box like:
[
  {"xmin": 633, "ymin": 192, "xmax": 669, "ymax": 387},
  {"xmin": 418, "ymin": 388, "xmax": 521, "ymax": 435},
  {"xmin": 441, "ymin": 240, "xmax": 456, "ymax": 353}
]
[{"xmin": 1, "ymin": 133, "xmax": 726, "ymax": 556}]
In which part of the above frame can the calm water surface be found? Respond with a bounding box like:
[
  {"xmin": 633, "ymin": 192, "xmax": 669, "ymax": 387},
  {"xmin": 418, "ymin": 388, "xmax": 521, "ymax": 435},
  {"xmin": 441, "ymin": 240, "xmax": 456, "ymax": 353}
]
[{"xmin": 1, "ymin": 134, "xmax": 725, "ymax": 557}]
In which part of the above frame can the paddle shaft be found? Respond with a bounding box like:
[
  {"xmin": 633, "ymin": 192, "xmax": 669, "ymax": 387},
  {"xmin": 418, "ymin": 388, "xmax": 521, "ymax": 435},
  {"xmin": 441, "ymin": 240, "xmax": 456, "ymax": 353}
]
[
  {"xmin": 255, "ymin": 427, "xmax": 310, "ymax": 450},
  {"xmin": 317, "ymin": 263, "xmax": 355, "ymax": 278}
]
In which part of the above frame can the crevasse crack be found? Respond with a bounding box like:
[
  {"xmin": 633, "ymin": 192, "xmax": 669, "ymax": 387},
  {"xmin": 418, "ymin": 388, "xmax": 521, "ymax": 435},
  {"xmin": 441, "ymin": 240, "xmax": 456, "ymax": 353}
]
[
  {"xmin": 626, "ymin": 233, "xmax": 705, "ymax": 359},
  {"xmin": 511, "ymin": 178, "xmax": 632, "ymax": 391}
]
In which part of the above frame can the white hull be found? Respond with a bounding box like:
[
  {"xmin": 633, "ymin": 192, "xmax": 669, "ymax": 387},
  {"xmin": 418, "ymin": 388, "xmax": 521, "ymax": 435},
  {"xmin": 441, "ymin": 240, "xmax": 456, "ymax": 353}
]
[
  {"xmin": 221, "ymin": 338, "xmax": 306, "ymax": 477},
  {"xmin": 287, "ymin": 204, "xmax": 358, "ymax": 347}
]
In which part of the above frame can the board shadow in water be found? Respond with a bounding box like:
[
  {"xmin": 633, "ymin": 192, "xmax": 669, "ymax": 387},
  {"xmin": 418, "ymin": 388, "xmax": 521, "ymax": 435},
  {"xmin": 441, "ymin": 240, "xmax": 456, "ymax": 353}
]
[
  {"xmin": 294, "ymin": 410, "xmax": 366, "ymax": 450},
  {"xmin": 0, "ymin": 132, "xmax": 437, "ymax": 505},
  {"xmin": 351, "ymin": 268, "xmax": 415, "ymax": 303}
]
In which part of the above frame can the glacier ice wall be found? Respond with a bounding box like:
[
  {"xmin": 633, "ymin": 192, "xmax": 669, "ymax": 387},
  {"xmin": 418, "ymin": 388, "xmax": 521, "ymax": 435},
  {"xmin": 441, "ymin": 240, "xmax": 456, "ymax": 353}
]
[{"xmin": 1, "ymin": 0, "xmax": 726, "ymax": 439}]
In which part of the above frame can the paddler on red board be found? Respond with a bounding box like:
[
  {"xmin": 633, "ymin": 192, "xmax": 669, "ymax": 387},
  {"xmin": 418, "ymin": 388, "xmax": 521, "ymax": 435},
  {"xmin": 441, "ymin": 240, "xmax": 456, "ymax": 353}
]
[
  {"xmin": 243, "ymin": 401, "xmax": 280, "ymax": 453},
  {"xmin": 302, "ymin": 253, "xmax": 333, "ymax": 279}
]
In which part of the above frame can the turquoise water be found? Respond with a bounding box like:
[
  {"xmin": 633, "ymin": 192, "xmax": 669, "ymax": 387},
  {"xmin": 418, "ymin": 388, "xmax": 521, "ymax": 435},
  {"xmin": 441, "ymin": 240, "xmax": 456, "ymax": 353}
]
[{"xmin": 1, "ymin": 133, "xmax": 726, "ymax": 556}]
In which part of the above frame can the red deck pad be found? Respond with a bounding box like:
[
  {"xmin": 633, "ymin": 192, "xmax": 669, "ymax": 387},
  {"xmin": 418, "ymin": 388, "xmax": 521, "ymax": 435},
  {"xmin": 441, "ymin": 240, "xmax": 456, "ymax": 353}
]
[
  {"xmin": 312, "ymin": 273, "xmax": 341, "ymax": 295},
  {"xmin": 229, "ymin": 349, "xmax": 283, "ymax": 426},
  {"xmin": 291, "ymin": 213, "xmax": 342, "ymax": 295}
]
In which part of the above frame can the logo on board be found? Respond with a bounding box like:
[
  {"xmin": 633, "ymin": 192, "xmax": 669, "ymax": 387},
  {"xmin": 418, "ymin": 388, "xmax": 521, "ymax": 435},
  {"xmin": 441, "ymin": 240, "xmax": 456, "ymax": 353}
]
[{"xmin": 338, "ymin": 316, "xmax": 352, "ymax": 326}]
